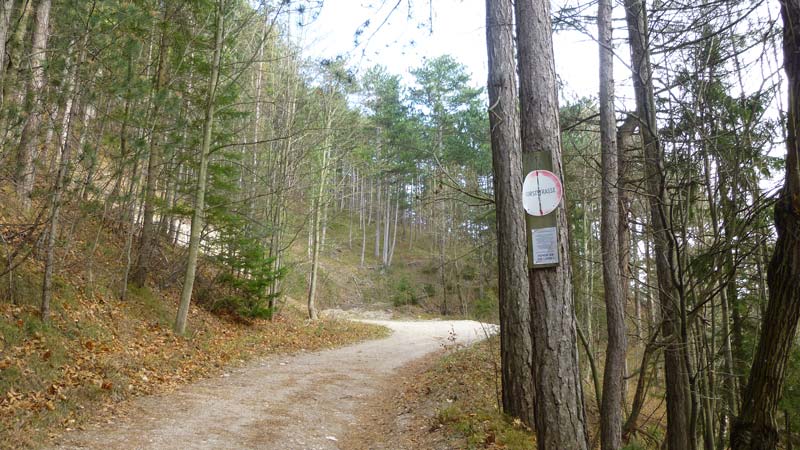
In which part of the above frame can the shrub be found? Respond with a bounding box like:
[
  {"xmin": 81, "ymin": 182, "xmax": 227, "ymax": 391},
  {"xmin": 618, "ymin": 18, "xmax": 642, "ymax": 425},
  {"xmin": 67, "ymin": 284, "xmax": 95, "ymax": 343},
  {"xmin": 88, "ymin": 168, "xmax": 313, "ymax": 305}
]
[{"xmin": 391, "ymin": 277, "xmax": 418, "ymax": 306}]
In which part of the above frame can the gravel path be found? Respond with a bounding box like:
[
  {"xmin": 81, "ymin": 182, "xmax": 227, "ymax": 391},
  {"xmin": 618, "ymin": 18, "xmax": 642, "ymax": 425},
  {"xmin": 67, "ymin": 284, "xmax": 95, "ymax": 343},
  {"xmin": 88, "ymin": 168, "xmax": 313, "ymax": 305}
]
[{"xmin": 54, "ymin": 320, "xmax": 494, "ymax": 450}]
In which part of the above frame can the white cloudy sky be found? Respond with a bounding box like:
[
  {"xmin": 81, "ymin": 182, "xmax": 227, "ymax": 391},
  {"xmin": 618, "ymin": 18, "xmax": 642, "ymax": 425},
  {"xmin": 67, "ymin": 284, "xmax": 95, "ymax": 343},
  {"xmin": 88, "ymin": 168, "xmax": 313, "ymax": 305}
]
[{"xmin": 296, "ymin": 0, "xmax": 601, "ymax": 99}]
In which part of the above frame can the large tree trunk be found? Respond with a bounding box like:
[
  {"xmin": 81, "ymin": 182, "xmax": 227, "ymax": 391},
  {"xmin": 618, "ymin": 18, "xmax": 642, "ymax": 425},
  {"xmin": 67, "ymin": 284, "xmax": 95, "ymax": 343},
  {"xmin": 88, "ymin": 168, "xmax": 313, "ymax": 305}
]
[
  {"xmin": 623, "ymin": 0, "xmax": 694, "ymax": 447},
  {"xmin": 730, "ymin": 1, "xmax": 800, "ymax": 447},
  {"xmin": 598, "ymin": 0, "xmax": 627, "ymax": 446},
  {"xmin": 484, "ymin": 0, "xmax": 535, "ymax": 427},
  {"xmin": 15, "ymin": 0, "xmax": 51, "ymax": 211},
  {"xmin": 514, "ymin": 0, "xmax": 589, "ymax": 447},
  {"xmin": 175, "ymin": 0, "xmax": 224, "ymax": 334}
]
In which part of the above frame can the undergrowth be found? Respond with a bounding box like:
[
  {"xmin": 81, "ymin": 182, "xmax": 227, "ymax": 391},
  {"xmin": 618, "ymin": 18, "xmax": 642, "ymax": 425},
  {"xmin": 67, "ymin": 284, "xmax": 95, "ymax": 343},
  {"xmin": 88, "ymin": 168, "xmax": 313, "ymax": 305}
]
[
  {"xmin": 425, "ymin": 336, "xmax": 535, "ymax": 449},
  {"xmin": 0, "ymin": 204, "xmax": 389, "ymax": 448}
]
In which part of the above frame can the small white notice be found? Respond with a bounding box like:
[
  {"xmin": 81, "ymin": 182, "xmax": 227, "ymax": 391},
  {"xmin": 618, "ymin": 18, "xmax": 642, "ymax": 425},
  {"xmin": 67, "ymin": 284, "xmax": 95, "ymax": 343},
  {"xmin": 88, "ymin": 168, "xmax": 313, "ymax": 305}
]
[
  {"xmin": 522, "ymin": 170, "xmax": 563, "ymax": 216},
  {"xmin": 532, "ymin": 227, "xmax": 559, "ymax": 265}
]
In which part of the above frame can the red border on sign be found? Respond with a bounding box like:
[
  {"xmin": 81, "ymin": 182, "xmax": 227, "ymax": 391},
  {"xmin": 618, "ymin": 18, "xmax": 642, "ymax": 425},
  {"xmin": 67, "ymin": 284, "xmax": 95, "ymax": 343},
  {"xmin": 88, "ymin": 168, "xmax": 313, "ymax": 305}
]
[{"xmin": 538, "ymin": 170, "xmax": 562, "ymax": 205}]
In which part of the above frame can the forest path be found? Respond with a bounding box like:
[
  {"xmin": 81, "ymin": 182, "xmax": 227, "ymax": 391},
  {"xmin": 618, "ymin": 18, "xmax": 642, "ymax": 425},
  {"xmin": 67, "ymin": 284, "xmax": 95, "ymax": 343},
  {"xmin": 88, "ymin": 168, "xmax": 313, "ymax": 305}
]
[{"xmin": 54, "ymin": 319, "xmax": 493, "ymax": 450}]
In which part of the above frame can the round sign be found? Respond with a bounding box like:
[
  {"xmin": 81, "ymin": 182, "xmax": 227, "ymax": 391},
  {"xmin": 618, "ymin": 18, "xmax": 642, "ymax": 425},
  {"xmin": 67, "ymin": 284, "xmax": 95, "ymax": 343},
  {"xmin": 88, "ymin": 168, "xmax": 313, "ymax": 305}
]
[{"xmin": 522, "ymin": 170, "xmax": 563, "ymax": 216}]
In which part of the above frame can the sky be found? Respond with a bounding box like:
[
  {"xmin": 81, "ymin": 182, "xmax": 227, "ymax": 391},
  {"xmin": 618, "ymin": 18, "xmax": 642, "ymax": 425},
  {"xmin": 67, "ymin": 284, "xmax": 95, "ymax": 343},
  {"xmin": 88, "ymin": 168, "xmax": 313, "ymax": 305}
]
[
  {"xmin": 295, "ymin": 0, "xmax": 785, "ymax": 194},
  {"xmin": 297, "ymin": 0, "xmax": 601, "ymax": 99}
]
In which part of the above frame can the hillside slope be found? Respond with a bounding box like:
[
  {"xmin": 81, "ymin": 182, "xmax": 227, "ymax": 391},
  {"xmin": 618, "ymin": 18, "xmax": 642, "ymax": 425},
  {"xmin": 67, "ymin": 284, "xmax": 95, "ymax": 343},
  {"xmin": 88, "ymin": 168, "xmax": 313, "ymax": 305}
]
[{"xmin": 0, "ymin": 198, "xmax": 386, "ymax": 448}]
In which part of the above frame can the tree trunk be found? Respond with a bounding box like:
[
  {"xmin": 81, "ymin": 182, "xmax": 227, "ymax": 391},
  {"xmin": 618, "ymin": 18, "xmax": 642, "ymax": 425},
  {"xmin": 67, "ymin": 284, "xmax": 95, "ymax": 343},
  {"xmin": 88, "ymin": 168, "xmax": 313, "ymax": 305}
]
[
  {"xmin": 0, "ymin": 0, "xmax": 15, "ymax": 108},
  {"xmin": 382, "ymin": 185, "xmax": 390, "ymax": 266},
  {"xmin": 598, "ymin": 0, "xmax": 627, "ymax": 445},
  {"xmin": 15, "ymin": 0, "xmax": 51, "ymax": 211},
  {"xmin": 731, "ymin": 1, "xmax": 800, "ymax": 447},
  {"xmin": 514, "ymin": 0, "xmax": 589, "ymax": 446},
  {"xmin": 1, "ymin": 0, "xmax": 30, "ymax": 115},
  {"xmin": 374, "ymin": 180, "xmax": 381, "ymax": 259},
  {"xmin": 387, "ymin": 192, "xmax": 399, "ymax": 267},
  {"xmin": 360, "ymin": 176, "xmax": 366, "ymax": 267},
  {"xmin": 41, "ymin": 28, "xmax": 88, "ymax": 321},
  {"xmin": 132, "ymin": 4, "xmax": 168, "ymax": 288},
  {"xmin": 307, "ymin": 100, "xmax": 335, "ymax": 320},
  {"xmin": 623, "ymin": 0, "xmax": 694, "ymax": 447},
  {"xmin": 175, "ymin": 0, "xmax": 224, "ymax": 334},
  {"xmin": 484, "ymin": 0, "xmax": 535, "ymax": 427}
]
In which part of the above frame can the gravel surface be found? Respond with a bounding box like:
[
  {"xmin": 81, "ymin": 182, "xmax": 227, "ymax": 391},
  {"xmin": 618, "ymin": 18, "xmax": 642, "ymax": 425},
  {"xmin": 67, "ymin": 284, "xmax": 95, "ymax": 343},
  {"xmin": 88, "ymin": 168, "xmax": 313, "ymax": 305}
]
[{"xmin": 53, "ymin": 319, "xmax": 495, "ymax": 450}]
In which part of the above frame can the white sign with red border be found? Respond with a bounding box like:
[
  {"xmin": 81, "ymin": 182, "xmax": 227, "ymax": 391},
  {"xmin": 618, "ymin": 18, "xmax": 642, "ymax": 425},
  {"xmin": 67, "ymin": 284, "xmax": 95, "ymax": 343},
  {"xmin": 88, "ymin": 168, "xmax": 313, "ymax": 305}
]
[{"xmin": 522, "ymin": 169, "xmax": 563, "ymax": 216}]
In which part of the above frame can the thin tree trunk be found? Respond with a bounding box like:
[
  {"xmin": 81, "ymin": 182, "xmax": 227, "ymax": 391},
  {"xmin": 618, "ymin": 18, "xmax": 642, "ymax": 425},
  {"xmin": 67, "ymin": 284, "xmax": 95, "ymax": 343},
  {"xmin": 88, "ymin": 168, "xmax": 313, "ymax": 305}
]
[
  {"xmin": 15, "ymin": 0, "xmax": 51, "ymax": 211},
  {"xmin": 41, "ymin": 33, "xmax": 85, "ymax": 321},
  {"xmin": 1, "ymin": 0, "xmax": 30, "ymax": 115},
  {"xmin": 624, "ymin": 0, "xmax": 694, "ymax": 447},
  {"xmin": 0, "ymin": 0, "xmax": 15, "ymax": 109},
  {"xmin": 307, "ymin": 99, "xmax": 335, "ymax": 320},
  {"xmin": 133, "ymin": 4, "xmax": 168, "ymax": 288},
  {"xmin": 119, "ymin": 163, "xmax": 140, "ymax": 301},
  {"xmin": 349, "ymin": 168, "xmax": 356, "ymax": 249},
  {"xmin": 175, "ymin": 0, "xmax": 224, "ymax": 334},
  {"xmin": 624, "ymin": 336, "xmax": 658, "ymax": 439},
  {"xmin": 374, "ymin": 180, "xmax": 381, "ymax": 259},
  {"xmin": 360, "ymin": 176, "xmax": 366, "ymax": 267},
  {"xmin": 383, "ymin": 185, "xmax": 390, "ymax": 266},
  {"xmin": 387, "ymin": 191, "xmax": 399, "ymax": 267},
  {"xmin": 598, "ymin": 0, "xmax": 626, "ymax": 445}
]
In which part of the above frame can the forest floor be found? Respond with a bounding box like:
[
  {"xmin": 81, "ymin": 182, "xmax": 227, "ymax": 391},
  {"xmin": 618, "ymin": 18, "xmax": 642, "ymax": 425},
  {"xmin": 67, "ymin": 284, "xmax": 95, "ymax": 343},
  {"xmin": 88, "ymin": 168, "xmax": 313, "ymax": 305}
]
[
  {"xmin": 50, "ymin": 319, "xmax": 493, "ymax": 450},
  {"xmin": 343, "ymin": 333, "xmax": 536, "ymax": 450}
]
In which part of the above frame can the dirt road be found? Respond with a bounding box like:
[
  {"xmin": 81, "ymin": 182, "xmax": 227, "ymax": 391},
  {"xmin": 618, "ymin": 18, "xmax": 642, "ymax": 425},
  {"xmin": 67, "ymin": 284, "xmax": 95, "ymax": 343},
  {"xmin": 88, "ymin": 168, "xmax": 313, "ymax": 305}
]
[{"xmin": 54, "ymin": 320, "xmax": 493, "ymax": 450}]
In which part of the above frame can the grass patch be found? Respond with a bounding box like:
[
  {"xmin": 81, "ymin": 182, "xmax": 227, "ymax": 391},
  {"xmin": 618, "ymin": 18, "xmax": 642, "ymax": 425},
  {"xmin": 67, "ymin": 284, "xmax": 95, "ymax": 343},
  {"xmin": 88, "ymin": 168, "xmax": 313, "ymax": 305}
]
[{"xmin": 421, "ymin": 336, "xmax": 535, "ymax": 449}]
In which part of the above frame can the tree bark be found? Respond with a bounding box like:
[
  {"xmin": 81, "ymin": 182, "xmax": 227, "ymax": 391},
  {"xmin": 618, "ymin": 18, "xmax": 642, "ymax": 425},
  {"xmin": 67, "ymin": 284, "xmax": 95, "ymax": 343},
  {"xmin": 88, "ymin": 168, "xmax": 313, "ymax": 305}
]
[
  {"xmin": 382, "ymin": 184, "xmax": 390, "ymax": 265},
  {"xmin": 41, "ymin": 48, "xmax": 82, "ymax": 322},
  {"xmin": 15, "ymin": 0, "xmax": 51, "ymax": 211},
  {"xmin": 0, "ymin": 0, "xmax": 15, "ymax": 108},
  {"xmin": 307, "ymin": 94, "xmax": 336, "ymax": 320},
  {"xmin": 485, "ymin": 0, "xmax": 535, "ymax": 427},
  {"xmin": 387, "ymin": 192, "xmax": 398, "ymax": 267},
  {"xmin": 175, "ymin": 0, "xmax": 223, "ymax": 334},
  {"xmin": 598, "ymin": 0, "xmax": 627, "ymax": 446},
  {"xmin": 514, "ymin": 0, "xmax": 589, "ymax": 446},
  {"xmin": 623, "ymin": 0, "xmax": 694, "ymax": 447},
  {"xmin": 360, "ymin": 176, "xmax": 366, "ymax": 267},
  {"xmin": 731, "ymin": 1, "xmax": 800, "ymax": 447},
  {"xmin": 132, "ymin": 3, "xmax": 169, "ymax": 288}
]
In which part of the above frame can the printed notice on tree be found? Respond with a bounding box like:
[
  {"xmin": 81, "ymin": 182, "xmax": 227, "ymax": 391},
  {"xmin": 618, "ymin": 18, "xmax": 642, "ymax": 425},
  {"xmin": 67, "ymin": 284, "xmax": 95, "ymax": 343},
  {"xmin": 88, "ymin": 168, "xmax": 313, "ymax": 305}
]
[{"xmin": 531, "ymin": 227, "xmax": 559, "ymax": 266}]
